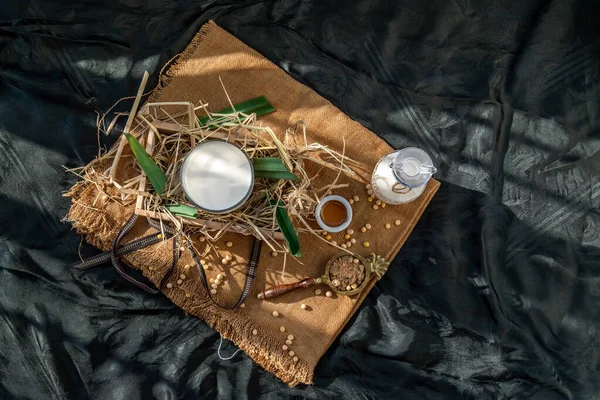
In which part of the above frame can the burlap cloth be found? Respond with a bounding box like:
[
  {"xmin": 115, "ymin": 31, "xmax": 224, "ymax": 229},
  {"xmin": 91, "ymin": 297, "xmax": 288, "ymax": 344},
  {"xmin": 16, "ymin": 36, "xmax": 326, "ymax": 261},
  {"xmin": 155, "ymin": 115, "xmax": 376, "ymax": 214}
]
[{"xmin": 67, "ymin": 21, "xmax": 440, "ymax": 386}]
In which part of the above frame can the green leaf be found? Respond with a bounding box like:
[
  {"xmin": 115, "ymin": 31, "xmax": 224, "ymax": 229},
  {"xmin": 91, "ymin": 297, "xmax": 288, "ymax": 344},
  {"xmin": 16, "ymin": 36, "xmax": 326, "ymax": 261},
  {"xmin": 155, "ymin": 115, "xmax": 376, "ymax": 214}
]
[
  {"xmin": 253, "ymin": 157, "xmax": 289, "ymax": 171},
  {"xmin": 124, "ymin": 133, "xmax": 166, "ymax": 196},
  {"xmin": 198, "ymin": 96, "xmax": 275, "ymax": 127},
  {"xmin": 166, "ymin": 204, "xmax": 198, "ymax": 218},
  {"xmin": 253, "ymin": 157, "xmax": 299, "ymax": 181},
  {"xmin": 254, "ymin": 170, "xmax": 299, "ymax": 180},
  {"xmin": 268, "ymin": 197, "xmax": 301, "ymax": 257}
]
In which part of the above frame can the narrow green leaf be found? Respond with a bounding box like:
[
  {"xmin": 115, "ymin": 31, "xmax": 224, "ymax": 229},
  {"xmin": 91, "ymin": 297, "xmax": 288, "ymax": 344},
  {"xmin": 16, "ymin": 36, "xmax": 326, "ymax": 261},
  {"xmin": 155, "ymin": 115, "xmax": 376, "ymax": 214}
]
[
  {"xmin": 166, "ymin": 204, "xmax": 198, "ymax": 218},
  {"xmin": 198, "ymin": 96, "xmax": 275, "ymax": 127},
  {"xmin": 268, "ymin": 198, "xmax": 301, "ymax": 257},
  {"xmin": 253, "ymin": 157, "xmax": 290, "ymax": 172},
  {"xmin": 254, "ymin": 170, "xmax": 299, "ymax": 180},
  {"xmin": 253, "ymin": 157, "xmax": 299, "ymax": 180},
  {"xmin": 124, "ymin": 133, "xmax": 166, "ymax": 196}
]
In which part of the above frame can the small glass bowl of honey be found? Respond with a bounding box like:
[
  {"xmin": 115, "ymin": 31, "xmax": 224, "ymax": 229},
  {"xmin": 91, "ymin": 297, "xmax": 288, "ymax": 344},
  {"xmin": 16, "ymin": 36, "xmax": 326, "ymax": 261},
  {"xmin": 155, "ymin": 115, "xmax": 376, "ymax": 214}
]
[{"xmin": 315, "ymin": 195, "xmax": 353, "ymax": 233}]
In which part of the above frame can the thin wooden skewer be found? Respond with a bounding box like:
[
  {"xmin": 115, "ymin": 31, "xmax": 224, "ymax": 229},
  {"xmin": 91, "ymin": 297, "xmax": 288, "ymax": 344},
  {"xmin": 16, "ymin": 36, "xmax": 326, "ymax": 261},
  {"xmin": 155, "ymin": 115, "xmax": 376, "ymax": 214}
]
[{"xmin": 110, "ymin": 71, "xmax": 150, "ymax": 183}]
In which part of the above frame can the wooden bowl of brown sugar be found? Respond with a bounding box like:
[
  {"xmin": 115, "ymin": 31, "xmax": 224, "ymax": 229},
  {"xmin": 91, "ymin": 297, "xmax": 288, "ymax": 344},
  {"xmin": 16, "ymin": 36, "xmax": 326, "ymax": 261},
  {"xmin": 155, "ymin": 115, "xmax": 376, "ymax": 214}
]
[
  {"xmin": 257, "ymin": 253, "xmax": 388, "ymax": 300},
  {"xmin": 323, "ymin": 254, "xmax": 370, "ymax": 296}
]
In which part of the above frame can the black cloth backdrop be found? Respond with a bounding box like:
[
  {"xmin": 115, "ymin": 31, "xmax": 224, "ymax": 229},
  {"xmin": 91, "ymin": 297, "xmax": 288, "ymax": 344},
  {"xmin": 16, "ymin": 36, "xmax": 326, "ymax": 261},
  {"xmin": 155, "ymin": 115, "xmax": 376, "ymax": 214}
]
[{"xmin": 1, "ymin": 1, "xmax": 599, "ymax": 399}]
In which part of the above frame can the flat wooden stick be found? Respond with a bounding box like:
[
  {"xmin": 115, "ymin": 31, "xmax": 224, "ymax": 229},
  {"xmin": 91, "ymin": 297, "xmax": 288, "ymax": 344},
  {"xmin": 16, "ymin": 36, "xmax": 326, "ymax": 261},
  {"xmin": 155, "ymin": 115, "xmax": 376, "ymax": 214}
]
[
  {"xmin": 134, "ymin": 128, "xmax": 155, "ymax": 211},
  {"xmin": 151, "ymin": 121, "xmax": 257, "ymax": 143},
  {"xmin": 134, "ymin": 209, "xmax": 285, "ymax": 241}
]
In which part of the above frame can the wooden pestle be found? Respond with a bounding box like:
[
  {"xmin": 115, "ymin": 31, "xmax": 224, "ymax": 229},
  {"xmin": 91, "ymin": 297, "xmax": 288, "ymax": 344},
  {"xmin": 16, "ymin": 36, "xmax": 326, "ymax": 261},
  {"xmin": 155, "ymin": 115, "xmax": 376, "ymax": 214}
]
[{"xmin": 257, "ymin": 278, "xmax": 318, "ymax": 300}]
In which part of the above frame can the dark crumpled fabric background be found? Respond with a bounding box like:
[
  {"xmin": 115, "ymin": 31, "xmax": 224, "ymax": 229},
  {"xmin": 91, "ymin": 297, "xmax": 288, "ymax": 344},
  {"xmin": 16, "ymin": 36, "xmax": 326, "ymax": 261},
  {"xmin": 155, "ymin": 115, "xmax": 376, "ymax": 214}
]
[{"xmin": 1, "ymin": 0, "xmax": 599, "ymax": 398}]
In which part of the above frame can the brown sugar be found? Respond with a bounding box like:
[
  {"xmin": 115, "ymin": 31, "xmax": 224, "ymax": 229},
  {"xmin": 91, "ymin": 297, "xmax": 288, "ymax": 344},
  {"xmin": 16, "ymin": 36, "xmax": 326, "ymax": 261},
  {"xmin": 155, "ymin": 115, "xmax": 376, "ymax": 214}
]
[{"xmin": 329, "ymin": 256, "xmax": 366, "ymax": 291}]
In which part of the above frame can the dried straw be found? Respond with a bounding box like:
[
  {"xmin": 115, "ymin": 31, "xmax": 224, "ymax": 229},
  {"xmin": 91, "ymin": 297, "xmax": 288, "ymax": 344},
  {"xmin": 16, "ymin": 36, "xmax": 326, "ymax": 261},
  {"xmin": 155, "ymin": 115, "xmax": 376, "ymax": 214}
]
[{"xmin": 72, "ymin": 89, "xmax": 356, "ymax": 255}]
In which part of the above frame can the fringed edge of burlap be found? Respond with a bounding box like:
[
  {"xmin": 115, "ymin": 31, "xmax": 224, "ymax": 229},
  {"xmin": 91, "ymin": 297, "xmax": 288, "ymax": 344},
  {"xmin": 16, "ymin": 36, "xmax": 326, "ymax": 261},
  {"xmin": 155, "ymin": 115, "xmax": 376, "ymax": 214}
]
[
  {"xmin": 66, "ymin": 179, "xmax": 314, "ymax": 386},
  {"xmin": 147, "ymin": 20, "xmax": 217, "ymax": 104},
  {"xmin": 173, "ymin": 289, "xmax": 314, "ymax": 387}
]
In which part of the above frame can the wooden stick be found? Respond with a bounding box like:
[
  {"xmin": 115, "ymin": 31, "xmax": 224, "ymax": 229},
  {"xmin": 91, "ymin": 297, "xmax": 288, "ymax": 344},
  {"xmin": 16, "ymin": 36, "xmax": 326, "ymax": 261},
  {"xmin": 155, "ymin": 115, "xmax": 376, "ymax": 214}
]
[
  {"xmin": 110, "ymin": 71, "xmax": 150, "ymax": 183},
  {"xmin": 134, "ymin": 209, "xmax": 285, "ymax": 241},
  {"xmin": 188, "ymin": 103, "xmax": 196, "ymax": 146},
  {"xmin": 135, "ymin": 128, "xmax": 155, "ymax": 211},
  {"xmin": 151, "ymin": 121, "xmax": 257, "ymax": 143}
]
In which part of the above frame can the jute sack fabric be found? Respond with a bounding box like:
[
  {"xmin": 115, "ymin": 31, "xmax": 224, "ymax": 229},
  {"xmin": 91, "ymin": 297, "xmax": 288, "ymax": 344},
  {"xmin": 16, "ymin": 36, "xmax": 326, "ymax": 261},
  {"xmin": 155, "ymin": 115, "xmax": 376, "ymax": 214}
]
[{"xmin": 66, "ymin": 21, "xmax": 440, "ymax": 386}]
